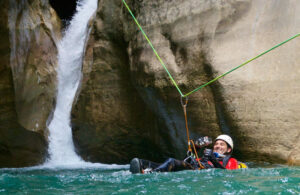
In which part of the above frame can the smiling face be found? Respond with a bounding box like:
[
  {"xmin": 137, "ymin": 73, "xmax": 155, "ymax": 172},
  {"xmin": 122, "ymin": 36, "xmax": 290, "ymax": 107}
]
[{"xmin": 213, "ymin": 140, "xmax": 232, "ymax": 155}]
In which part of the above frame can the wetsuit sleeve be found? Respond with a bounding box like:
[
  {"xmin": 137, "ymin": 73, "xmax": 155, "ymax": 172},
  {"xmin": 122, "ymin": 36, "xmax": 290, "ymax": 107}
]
[{"xmin": 225, "ymin": 158, "xmax": 239, "ymax": 169}]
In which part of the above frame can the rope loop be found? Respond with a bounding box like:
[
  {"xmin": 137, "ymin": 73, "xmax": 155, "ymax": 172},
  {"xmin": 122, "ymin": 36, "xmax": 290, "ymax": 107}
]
[{"xmin": 180, "ymin": 96, "xmax": 188, "ymax": 107}]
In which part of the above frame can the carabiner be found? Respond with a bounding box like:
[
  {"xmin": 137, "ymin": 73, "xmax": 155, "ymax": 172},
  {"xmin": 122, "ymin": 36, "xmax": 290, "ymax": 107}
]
[{"xmin": 180, "ymin": 96, "xmax": 188, "ymax": 107}]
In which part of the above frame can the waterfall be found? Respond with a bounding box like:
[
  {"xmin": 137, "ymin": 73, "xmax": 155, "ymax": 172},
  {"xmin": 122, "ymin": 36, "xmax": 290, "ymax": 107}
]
[
  {"xmin": 45, "ymin": 0, "xmax": 97, "ymax": 166},
  {"xmin": 7, "ymin": 0, "xmax": 127, "ymax": 169}
]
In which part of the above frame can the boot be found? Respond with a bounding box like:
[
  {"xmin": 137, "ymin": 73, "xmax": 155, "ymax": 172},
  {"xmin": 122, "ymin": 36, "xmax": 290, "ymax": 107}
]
[{"xmin": 130, "ymin": 158, "xmax": 141, "ymax": 174}]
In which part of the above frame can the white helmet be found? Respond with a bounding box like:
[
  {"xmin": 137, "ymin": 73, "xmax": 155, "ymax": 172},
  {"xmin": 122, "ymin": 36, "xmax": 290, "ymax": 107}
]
[{"xmin": 215, "ymin": 135, "xmax": 233, "ymax": 149}]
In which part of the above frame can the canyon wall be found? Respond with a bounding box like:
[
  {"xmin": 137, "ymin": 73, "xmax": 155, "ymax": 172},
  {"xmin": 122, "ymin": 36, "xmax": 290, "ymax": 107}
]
[{"xmin": 0, "ymin": 0, "xmax": 299, "ymax": 167}]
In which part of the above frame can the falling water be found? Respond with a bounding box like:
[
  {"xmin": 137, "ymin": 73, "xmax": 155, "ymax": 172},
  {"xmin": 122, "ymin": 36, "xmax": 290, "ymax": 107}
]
[{"xmin": 45, "ymin": 0, "xmax": 97, "ymax": 166}]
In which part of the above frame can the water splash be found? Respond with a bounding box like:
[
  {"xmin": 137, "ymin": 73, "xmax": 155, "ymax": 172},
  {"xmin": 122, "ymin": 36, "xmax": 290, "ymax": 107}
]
[{"xmin": 45, "ymin": 0, "xmax": 97, "ymax": 166}]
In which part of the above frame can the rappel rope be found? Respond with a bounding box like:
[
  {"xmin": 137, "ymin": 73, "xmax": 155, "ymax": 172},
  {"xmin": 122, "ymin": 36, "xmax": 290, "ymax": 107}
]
[
  {"xmin": 181, "ymin": 96, "xmax": 205, "ymax": 169},
  {"xmin": 181, "ymin": 96, "xmax": 191, "ymax": 152}
]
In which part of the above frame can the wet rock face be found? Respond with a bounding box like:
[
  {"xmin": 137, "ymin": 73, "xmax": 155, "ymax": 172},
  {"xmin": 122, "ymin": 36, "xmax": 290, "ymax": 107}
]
[
  {"xmin": 74, "ymin": 0, "xmax": 300, "ymax": 164},
  {"xmin": 0, "ymin": 0, "xmax": 58, "ymax": 167}
]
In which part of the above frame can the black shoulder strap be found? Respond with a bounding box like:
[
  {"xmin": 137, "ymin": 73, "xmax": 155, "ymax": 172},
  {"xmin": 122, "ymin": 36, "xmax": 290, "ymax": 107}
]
[
  {"xmin": 208, "ymin": 157, "xmax": 225, "ymax": 169},
  {"xmin": 222, "ymin": 155, "xmax": 231, "ymax": 167}
]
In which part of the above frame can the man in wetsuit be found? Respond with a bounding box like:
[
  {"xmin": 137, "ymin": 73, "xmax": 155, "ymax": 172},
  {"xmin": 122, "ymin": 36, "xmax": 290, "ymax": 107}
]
[{"xmin": 130, "ymin": 134, "xmax": 239, "ymax": 173}]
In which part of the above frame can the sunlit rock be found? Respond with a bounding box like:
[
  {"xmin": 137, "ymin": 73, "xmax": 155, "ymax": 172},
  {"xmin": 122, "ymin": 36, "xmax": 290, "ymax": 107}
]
[{"xmin": 8, "ymin": 0, "xmax": 61, "ymax": 133}]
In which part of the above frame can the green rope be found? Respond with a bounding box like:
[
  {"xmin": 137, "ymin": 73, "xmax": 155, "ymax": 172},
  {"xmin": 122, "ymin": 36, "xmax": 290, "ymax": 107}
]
[
  {"xmin": 122, "ymin": 0, "xmax": 183, "ymax": 97},
  {"xmin": 183, "ymin": 33, "xmax": 300, "ymax": 97},
  {"xmin": 122, "ymin": 0, "xmax": 300, "ymax": 98}
]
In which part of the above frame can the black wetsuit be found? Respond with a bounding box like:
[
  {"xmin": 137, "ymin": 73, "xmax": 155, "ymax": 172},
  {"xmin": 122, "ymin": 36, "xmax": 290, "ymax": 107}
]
[
  {"xmin": 139, "ymin": 158, "xmax": 194, "ymax": 172},
  {"xmin": 139, "ymin": 154, "xmax": 230, "ymax": 172}
]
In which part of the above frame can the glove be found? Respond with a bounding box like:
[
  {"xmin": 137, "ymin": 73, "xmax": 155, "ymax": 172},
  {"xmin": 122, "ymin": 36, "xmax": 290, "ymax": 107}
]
[{"xmin": 203, "ymin": 149, "xmax": 213, "ymax": 158}]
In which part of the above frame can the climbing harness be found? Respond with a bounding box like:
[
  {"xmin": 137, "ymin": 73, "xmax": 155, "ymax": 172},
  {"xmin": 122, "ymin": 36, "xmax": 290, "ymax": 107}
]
[{"xmin": 122, "ymin": 0, "xmax": 300, "ymax": 98}]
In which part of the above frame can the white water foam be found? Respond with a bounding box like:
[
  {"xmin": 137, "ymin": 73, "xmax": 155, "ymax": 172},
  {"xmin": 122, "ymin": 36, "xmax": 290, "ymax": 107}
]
[
  {"xmin": 45, "ymin": 0, "xmax": 97, "ymax": 167},
  {"xmin": 44, "ymin": 0, "xmax": 125, "ymax": 169}
]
